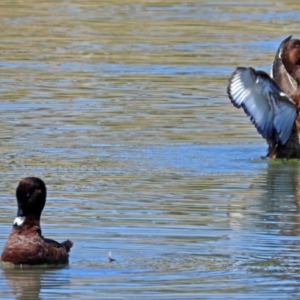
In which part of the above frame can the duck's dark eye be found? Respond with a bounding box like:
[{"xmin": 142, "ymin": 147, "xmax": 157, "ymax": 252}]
[{"xmin": 295, "ymin": 43, "xmax": 300, "ymax": 48}]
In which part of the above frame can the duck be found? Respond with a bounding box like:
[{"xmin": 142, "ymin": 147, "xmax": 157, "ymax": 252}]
[
  {"xmin": 227, "ymin": 37, "xmax": 300, "ymax": 159},
  {"xmin": 1, "ymin": 177, "xmax": 73, "ymax": 266}
]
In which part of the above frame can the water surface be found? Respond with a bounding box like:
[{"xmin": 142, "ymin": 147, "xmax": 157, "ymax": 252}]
[{"xmin": 1, "ymin": 0, "xmax": 300, "ymax": 299}]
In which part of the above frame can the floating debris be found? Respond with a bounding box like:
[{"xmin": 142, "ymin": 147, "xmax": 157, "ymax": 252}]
[{"xmin": 108, "ymin": 251, "xmax": 116, "ymax": 262}]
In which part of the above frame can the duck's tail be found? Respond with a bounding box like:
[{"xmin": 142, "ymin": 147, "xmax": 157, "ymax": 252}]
[{"xmin": 61, "ymin": 240, "xmax": 73, "ymax": 253}]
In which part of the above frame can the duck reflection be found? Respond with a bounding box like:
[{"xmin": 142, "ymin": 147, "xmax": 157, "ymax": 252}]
[
  {"xmin": 261, "ymin": 162, "xmax": 300, "ymax": 237},
  {"xmin": 228, "ymin": 161, "xmax": 300, "ymax": 235},
  {"xmin": 259, "ymin": 162, "xmax": 300, "ymax": 226},
  {"xmin": 1, "ymin": 266, "xmax": 70, "ymax": 300}
]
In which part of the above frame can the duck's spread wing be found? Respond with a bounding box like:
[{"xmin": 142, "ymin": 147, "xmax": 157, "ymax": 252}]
[
  {"xmin": 271, "ymin": 35, "xmax": 296, "ymax": 96},
  {"xmin": 227, "ymin": 67, "xmax": 297, "ymax": 145}
]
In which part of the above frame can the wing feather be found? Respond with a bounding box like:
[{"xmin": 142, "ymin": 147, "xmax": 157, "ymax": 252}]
[{"xmin": 227, "ymin": 67, "xmax": 297, "ymax": 145}]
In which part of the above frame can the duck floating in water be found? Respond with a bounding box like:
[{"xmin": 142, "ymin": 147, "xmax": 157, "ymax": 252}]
[
  {"xmin": 1, "ymin": 177, "xmax": 73, "ymax": 266},
  {"xmin": 227, "ymin": 36, "xmax": 300, "ymax": 159}
]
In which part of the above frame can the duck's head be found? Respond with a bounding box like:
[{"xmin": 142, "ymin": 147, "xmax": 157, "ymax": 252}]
[
  {"xmin": 14, "ymin": 177, "xmax": 47, "ymax": 225},
  {"xmin": 281, "ymin": 38, "xmax": 300, "ymax": 82}
]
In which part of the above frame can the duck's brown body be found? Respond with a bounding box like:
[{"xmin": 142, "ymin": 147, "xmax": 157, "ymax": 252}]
[
  {"xmin": 268, "ymin": 125, "xmax": 300, "ymax": 159},
  {"xmin": 1, "ymin": 217, "xmax": 72, "ymax": 265}
]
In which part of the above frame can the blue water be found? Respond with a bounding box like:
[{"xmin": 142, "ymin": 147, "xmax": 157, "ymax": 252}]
[{"xmin": 1, "ymin": 0, "xmax": 300, "ymax": 299}]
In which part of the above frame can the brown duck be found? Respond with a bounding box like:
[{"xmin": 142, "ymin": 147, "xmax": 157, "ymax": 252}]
[
  {"xmin": 1, "ymin": 177, "xmax": 73, "ymax": 266},
  {"xmin": 227, "ymin": 37, "xmax": 300, "ymax": 159}
]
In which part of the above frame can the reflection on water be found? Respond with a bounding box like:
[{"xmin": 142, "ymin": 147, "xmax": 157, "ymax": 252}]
[
  {"xmin": 1, "ymin": 0, "xmax": 300, "ymax": 299},
  {"xmin": 1, "ymin": 267, "xmax": 70, "ymax": 300}
]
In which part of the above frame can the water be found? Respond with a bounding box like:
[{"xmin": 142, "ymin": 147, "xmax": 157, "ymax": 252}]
[{"xmin": 1, "ymin": 0, "xmax": 300, "ymax": 299}]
